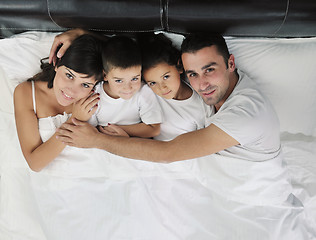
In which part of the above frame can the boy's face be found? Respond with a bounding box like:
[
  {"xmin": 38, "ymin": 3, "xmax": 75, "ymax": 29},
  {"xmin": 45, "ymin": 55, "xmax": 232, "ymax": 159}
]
[{"xmin": 104, "ymin": 66, "xmax": 142, "ymax": 100}]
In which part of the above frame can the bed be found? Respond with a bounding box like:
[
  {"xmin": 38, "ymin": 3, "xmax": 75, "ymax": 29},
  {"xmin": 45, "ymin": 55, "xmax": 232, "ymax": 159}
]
[{"xmin": 0, "ymin": 0, "xmax": 316, "ymax": 239}]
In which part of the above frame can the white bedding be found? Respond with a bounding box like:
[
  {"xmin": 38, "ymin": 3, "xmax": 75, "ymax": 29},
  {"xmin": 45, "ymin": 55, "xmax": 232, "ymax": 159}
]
[{"xmin": 0, "ymin": 32, "xmax": 315, "ymax": 240}]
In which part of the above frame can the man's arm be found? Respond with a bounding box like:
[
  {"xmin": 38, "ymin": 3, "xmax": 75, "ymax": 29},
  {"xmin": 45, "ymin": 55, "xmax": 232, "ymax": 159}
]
[{"xmin": 56, "ymin": 119, "xmax": 239, "ymax": 163}]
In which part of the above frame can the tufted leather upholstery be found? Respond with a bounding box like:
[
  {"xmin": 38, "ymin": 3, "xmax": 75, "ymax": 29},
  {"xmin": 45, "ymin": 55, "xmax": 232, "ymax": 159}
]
[{"xmin": 1, "ymin": 0, "xmax": 316, "ymax": 38}]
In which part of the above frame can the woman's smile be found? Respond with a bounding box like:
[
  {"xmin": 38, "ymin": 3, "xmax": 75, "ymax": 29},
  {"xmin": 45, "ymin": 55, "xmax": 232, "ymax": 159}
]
[{"xmin": 61, "ymin": 90, "xmax": 74, "ymax": 100}]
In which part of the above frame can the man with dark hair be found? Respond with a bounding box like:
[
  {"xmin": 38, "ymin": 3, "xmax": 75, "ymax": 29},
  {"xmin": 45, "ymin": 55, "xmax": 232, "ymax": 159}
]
[{"xmin": 181, "ymin": 33, "xmax": 231, "ymax": 67}]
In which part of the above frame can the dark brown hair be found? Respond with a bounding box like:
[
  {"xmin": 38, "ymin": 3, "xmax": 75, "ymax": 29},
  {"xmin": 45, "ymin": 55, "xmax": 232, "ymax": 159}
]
[{"xmin": 28, "ymin": 34, "xmax": 104, "ymax": 88}]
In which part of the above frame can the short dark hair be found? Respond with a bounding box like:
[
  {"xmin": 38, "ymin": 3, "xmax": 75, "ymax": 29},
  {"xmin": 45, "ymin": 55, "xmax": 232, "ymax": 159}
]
[
  {"xmin": 102, "ymin": 35, "xmax": 142, "ymax": 74},
  {"xmin": 181, "ymin": 33, "xmax": 230, "ymax": 68},
  {"xmin": 138, "ymin": 33, "xmax": 181, "ymax": 73},
  {"xmin": 29, "ymin": 34, "xmax": 104, "ymax": 88}
]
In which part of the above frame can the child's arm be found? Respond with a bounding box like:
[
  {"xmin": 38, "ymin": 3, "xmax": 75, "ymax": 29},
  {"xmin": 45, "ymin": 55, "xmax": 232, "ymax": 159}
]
[
  {"xmin": 115, "ymin": 85, "xmax": 162, "ymax": 138},
  {"xmin": 109, "ymin": 123, "xmax": 161, "ymax": 138},
  {"xmin": 98, "ymin": 124, "xmax": 129, "ymax": 137},
  {"xmin": 14, "ymin": 82, "xmax": 98, "ymax": 172}
]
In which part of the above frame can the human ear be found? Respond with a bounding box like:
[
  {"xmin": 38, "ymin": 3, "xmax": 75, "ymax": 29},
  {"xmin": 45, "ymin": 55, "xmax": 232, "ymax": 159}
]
[
  {"xmin": 228, "ymin": 54, "xmax": 236, "ymax": 72},
  {"xmin": 176, "ymin": 59, "xmax": 184, "ymax": 74},
  {"xmin": 103, "ymin": 70, "xmax": 107, "ymax": 81}
]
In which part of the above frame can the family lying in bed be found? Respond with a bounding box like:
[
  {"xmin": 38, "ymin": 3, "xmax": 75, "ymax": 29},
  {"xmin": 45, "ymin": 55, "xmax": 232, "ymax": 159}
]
[{"xmin": 13, "ymin": 29, "xmax": 309, "ymax": 239}]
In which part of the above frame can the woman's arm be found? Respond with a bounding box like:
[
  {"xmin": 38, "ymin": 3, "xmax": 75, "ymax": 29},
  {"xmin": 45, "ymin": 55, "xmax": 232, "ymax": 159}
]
[
  {"xmin": 14, "ymin": 82, "xmax": 99, "ymax": 172},
  {"xmin": 14, "ymin": 82, "xmax": 68, "ymax": 171}
]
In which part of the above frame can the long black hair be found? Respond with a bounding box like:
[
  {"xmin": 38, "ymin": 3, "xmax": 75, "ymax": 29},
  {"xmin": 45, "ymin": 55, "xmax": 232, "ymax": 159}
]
[{"xmin": 28, "ymin": 34, "xmax": 104, "ymax": 88}]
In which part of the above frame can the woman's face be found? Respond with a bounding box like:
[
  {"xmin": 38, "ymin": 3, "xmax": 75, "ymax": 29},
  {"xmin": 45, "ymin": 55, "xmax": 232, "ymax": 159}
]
[
  {"xmin": 53, "ymin": 66, "xmax": 97, "ymax": 106},
  {"xmin": 143, "ymin": 62, "xmax": 181, "ymax": 99}
]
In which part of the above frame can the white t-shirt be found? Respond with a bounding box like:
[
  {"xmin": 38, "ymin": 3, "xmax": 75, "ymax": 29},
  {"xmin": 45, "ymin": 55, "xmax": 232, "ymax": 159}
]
[
  {"xmin": 206, "ymin": 69, "xmax": 281, "ymax": 161},
  {"xmin": 197, "ymin": 70, "xmax": 292, "ymax": 204},
  {"xmin": 154, "ymin": 85, "xmax": 207, "ymax": 141},
  {"xmin": 89, "ymin": 82, "xmax": 163, "ymax": 126}
]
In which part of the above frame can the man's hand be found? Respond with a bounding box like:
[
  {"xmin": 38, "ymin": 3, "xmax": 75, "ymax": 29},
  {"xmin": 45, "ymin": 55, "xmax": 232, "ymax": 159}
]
[
  {"xmin": 49, "ymin": 28, "xmax": 87, "ymax": 65},
  {"xmin": 98, "ymin": 124, "xmax": 129, "ymax": 137},
  {"xmin": 56, "ymin": 119, "xmax": 100, "ymax": 148},
  {"xmin": 72, "ymin": 93, "xmax": 100, "ymax": 121}
]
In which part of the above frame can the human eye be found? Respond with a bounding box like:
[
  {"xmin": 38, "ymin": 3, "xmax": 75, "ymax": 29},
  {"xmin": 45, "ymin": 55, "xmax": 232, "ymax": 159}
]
[
  {"xmin": 188, "ymin": 72, "xmax": 197, "ymax": 78},
  {"xmin": 132, "ymin": 77, "xmax": 139, "ymax": 82},
  {"xmin": 81, "ymin": 83, "xmax": 91, "ymax": 88},
  {"xmin": 163, "ymin": 74, "xmax": 170, "ymax": 80},
  {"xmin": 205, "ymin": 68, "xmax": 214, "ymax": 73},
  {"xmin": 148, "ymin": 82, "xmax": 156, "ymax": 87},
  {"xmin": 66, "ymin": 73, "xmax": 74, "ymax": 80},
  {"xmin": 115, "ymin": 79, "xmax": 122, "ymax": 83}
]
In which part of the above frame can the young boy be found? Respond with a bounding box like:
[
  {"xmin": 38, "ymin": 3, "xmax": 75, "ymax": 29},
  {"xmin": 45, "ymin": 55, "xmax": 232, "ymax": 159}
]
[{"xmin": 88, "ymin": 36, "xmax": 162, "ymax": 138}]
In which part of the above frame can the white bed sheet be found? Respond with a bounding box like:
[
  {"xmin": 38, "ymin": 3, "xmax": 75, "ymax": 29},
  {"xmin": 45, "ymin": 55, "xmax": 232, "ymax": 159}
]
[{"xmin": 0, "ymin": 32, "xmax": 315, "ymax": 240}]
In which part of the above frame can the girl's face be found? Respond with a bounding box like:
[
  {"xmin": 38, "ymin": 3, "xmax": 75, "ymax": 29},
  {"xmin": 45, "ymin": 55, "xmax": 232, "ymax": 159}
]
[
  {"xmin": 54, "ymin": 66, "xmax": 97, "ymax": 106},
  {"xmin": 104, "ymin": 66, "xmax": 142, "ymax": 100},
  {"xmin": 143, "ymin": 62, "xmax": 182, "ymax": 99}
]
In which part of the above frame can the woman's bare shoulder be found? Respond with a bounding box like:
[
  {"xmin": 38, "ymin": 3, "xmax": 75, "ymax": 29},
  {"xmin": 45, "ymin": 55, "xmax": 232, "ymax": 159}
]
[
  {"xmin": 13, "ymin": 82, "xmax": 34, "ymax": 118},
  {"xmin": 15, "ymin": 80, "xmax": 31, "ymax": 89},
  {"xmin": 14, "ymin": 81, "xmax": 32, "ymax": 99},
  {"xmin": 14, "ymin": 80, "xmax": 48, "ymax": 98}
]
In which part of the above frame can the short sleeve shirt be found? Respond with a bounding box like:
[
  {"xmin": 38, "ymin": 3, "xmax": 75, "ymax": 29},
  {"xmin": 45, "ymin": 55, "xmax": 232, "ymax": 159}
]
[
  {"xmin": 206, "ymin": 70, "xmax": 281, "ymax": 161},
  {"xmin": 89, "ymin": 83, "xmax": 163, "ymax": 126}
]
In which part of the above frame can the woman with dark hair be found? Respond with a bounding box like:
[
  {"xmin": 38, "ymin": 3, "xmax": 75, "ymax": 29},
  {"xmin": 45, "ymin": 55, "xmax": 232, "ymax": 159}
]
[
  {"xmin": 14, "ymin": 34, "xmax": 104, "ymax": 172},
  {"xmin": 14, "ymin": 34, "xmax": 127, "ymax": 240}
]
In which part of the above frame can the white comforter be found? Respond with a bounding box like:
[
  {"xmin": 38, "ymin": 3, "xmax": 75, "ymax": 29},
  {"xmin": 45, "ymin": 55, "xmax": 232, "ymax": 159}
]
[{"xmin": 0, "ymin": 32, "xmax": 315, "ymax": 240}]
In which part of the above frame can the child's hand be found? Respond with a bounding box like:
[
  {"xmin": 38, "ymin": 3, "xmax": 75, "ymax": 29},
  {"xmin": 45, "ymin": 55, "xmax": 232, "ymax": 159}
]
[
  {"xmin": 72, "ymin": 93, "xmax": 100, "ymax": 121},
  {"xmin": 98, "ymin": 124, "xmax": 129, "ymax": 137}
]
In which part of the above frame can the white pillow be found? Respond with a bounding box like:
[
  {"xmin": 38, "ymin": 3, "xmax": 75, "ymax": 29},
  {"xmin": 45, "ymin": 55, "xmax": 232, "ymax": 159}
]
[
  {"xmin": 0, "ymin": 31, "xmax": 58, "ymax": 114},
  {"xmin": 1, "ymin": 32, "xmax": 316, "ymax": 136},
  {"xmin": 164, "ymin": 33, "xmax": 316, "ymax": 136},
  {"xmin": 226, "ymin": 37, "xmax": 316, "ymax": 136}
]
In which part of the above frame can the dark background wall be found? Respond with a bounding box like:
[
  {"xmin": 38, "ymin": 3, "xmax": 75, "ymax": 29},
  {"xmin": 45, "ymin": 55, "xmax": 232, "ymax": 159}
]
[{"xmin": 1, "ymin": 0, "xmax": 316, "ymax": 38}]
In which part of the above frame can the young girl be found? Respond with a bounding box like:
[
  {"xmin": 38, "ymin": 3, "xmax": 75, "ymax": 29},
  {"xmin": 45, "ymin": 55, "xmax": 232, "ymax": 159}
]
[
  {"xmin": 139, "ymin": 33, "xmax": 207, "ymax": 141},
  {"xmin": 14, "ymin": 34, "xmax": 104, "ymax": 172}
]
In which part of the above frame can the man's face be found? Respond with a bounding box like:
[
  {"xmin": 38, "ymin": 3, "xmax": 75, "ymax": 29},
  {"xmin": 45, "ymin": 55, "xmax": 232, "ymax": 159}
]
[{"xmin": 182, "ymin": 46, "xmax": 235, "ymax": 109}]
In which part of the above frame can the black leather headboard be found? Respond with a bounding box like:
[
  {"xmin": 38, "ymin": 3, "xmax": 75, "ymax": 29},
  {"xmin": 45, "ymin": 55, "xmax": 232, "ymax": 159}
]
[{"xmin": 1, "ymin": 0, "xmax": 316, "ymax": 38}]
